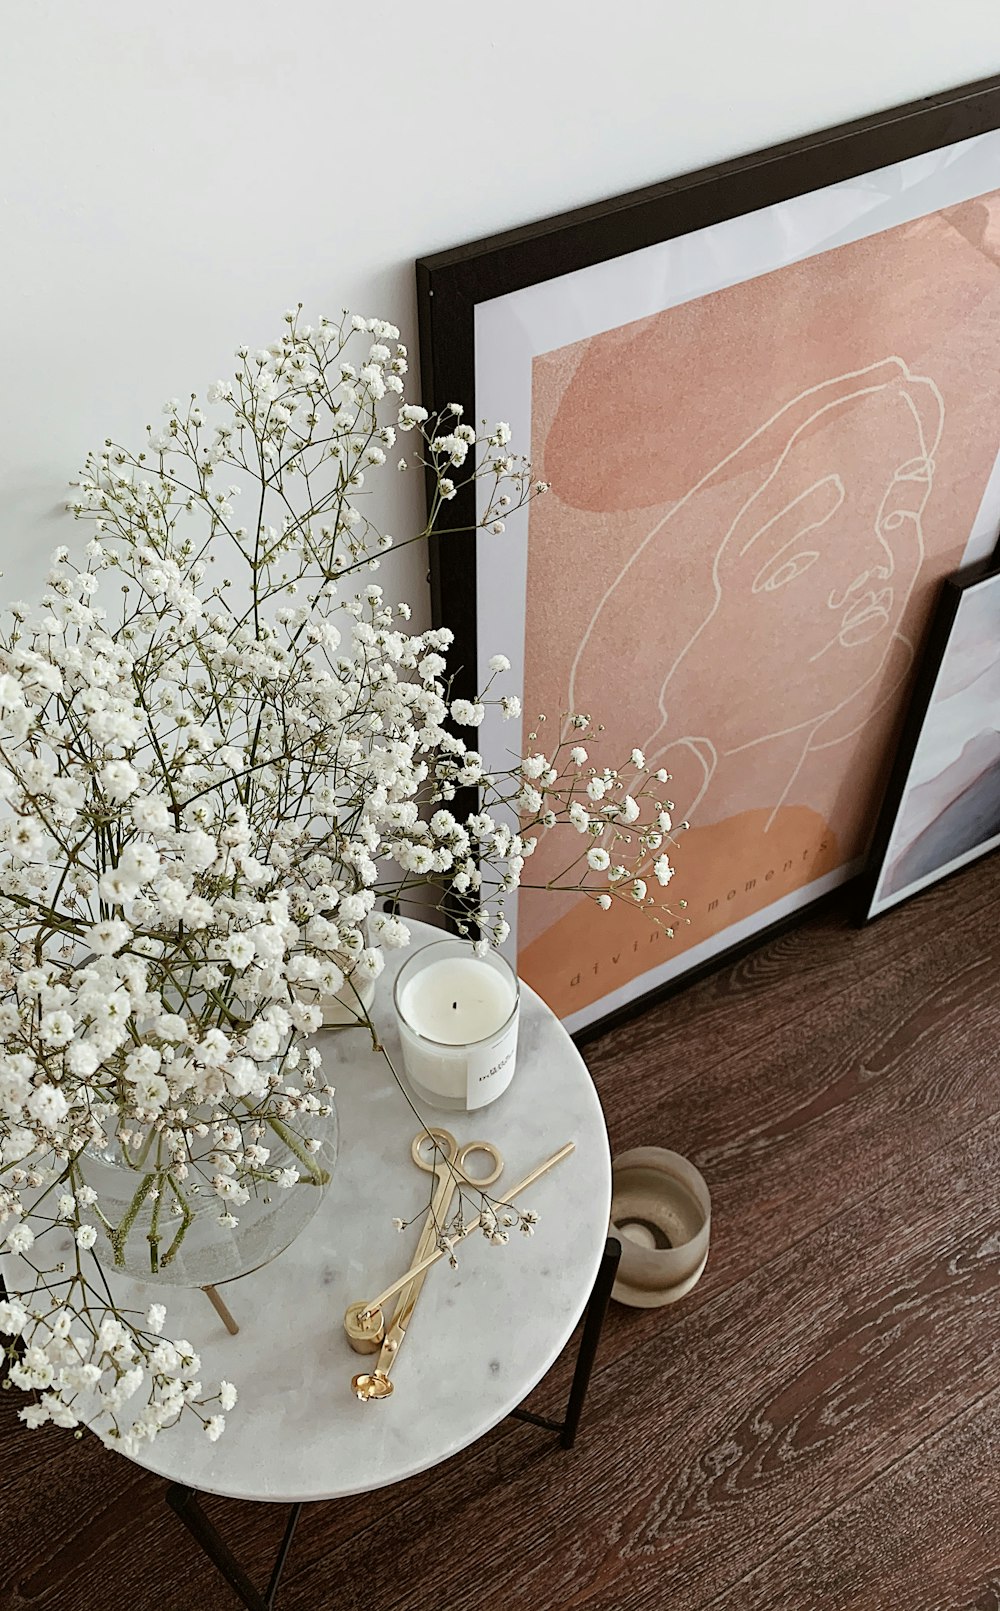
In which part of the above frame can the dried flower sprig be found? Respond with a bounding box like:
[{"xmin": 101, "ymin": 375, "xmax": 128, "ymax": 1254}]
[{"xmin": 0, "ymin": 308, "xmax": 685, "ymax": 1450}]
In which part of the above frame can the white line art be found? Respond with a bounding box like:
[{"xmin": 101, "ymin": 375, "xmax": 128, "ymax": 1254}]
[{"xmin": 565, "ymin": 357, "xmax": 944, "ymax": 832}]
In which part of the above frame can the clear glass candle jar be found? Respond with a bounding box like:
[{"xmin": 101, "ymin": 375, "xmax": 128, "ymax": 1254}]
[{"xmin": 393, "ymin": 939, "xmax": 520, "ymax": 1112}]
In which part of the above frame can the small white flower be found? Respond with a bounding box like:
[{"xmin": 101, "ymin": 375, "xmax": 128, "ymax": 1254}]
[
  {"xmin": 26, "ymin": 1083, "xmax": 70, "ymax": 1128},
  {"xmin": 631, "ymin": 879, "xmax": 647, "ymax": 902},
  {"xmin": 146, "ymin": 1303, "xmax": 167, "ymax": 1335},
  {"xmin": 132, "ymin": 798, "xmax": 172, "ymax": 832},
  {"xmin": 19, "ymin": 1402, "xmax": 50, "ymax": 1429},
  {"xmin": 0, "ymin": 1299, "xmax": 29, "ymax": 1334},
  {"xmin": 0, "ymin": 673, "xmax": 24, "ymax": 711},
  {"xmin": 84, "ymin": 918, "xmax": 132, "ymax": 955},
  {"xmin": 654, "ymin": 854, "xmax": 674, "ymax": 886},
  {"xmin": 99, "ymin": 869, "xmax": 140, "ymax": 905},
  {"xmin": 40, "ymin": 1010, "xmax": 74, "ymax": 1046},
  {"xmin": 570, "ymin": 746, "xmax": 588, "ymax": 765},
  {"xmin": 597, "ymin": 894, "xmax": 612, "ymax": 911},
  {"xmin": 204, "ymin": 1415, "xmax": 226, "ymax": 1441},
  {"xmin": 630, "ymin": 748, "xmax": 646, "ymax": 768},
  {"xmin": 6, "ymin": 1224, "xmax": 34, "ymax": 1255},
  {"xmin": 101, "ymin": 760, "xmax": 141, "ymax": 802},
  {"xmin": 121, "ymin": 842, "xmax": 159, "ymax": 884},
  {"xmin": 586, "ymin": 777, "xmax": 606, "ymax": 802},
  {"xmin": 218, "ymin": 1380, "xmax": 238, "ymax": 1412},
  {"xmin": 134, "ymin": 1072, "xmax": 169, "ymax": 1111},
  {"xmin": 451, "ymin": 699, "xmax": 485, "ymax": 727},
  {"xmin": 488, "ymin": 654, "xmax": 511, "ymax": 673},
  {"xmin": 66, "ymin": 1042, "xmax": 100, "ymax": 1078},
  {"xmin": 245, "ymin": 1021, "xmax": 280, "ymax": 1060},
  {"xmin": 397, "ymin": 403, "xmax": 429, "ymax": 431},
  {"xmin": 223, "ymin": 935, "xmax": 256, "ymax": 971},
  {"xmin": 75, "ymin": 1224, "xmax": 98, "ymax": 1250},
  {"xmin": 586, "ymin": 846, "xmax": 610, "ymax": 871}
]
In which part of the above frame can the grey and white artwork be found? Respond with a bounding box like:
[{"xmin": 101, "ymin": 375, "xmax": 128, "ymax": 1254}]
[{"xmin": 869, "ymin": 570, "xmax": 1000, "ymax": 917}]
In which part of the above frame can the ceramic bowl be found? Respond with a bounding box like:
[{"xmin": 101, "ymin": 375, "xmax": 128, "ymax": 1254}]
[{"xmin": 610, "ymin": 1146, "xmax": 711, "ymax": 1307}]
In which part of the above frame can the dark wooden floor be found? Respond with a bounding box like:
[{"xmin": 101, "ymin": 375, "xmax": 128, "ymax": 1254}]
[{"xmin": 3, "ymin": 855, "xmax": 1000, "ymax": 1610}]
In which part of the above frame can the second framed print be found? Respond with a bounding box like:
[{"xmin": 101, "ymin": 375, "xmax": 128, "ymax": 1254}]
[
  {"xmin": 866, "ymin": 562, "xmax": 1000, "ymax": 920},
  {"xmin": 417, "ymin": 75, "xmax": 1000, "ymax": 1036}
]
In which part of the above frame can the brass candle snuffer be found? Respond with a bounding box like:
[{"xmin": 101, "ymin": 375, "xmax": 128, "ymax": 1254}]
[
  {"xmin": 347, "ymin": 1129, "xmax": 503, "ymax": 1397},
  {"xmin": 346, "ymin": 1137, "xmax": 576, "ymax": 1400}
]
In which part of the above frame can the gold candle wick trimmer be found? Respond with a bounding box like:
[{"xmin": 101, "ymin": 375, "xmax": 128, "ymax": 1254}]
[
  {"xmin": 347, "ymin": 1139, "xmax": 575, "ymax": 1401},
  {"xmin": 347, "ymin": 1127, "xmax": 503, "ymax": 1392}
]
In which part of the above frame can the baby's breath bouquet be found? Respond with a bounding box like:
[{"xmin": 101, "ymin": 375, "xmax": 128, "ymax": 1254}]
[{"xmin": 0, "ymin": 309, "xmax": 685, "ymax": 1453}]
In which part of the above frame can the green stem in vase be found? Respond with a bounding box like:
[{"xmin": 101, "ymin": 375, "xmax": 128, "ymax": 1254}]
[
  {"xmin": 119, "ymin": 1122, "xmax": 158, "ymax": 1173},
  {"xmin": 107, "ymin": 1172, "xmax": 158, "ymax": 1268},
  {"xmin": 160, "ymin": 1177, "xmax": 194, "ymax": 1269},
  {"xmin": 263, "ymin": 1114, "xmax": 330, "ymax": 1186},
  {"xmin": 147, "ymin": 1178, "xmax": 164, "ymax": 1274}
]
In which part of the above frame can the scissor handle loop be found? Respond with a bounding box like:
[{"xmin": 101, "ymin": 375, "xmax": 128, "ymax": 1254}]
[
  {"xmin": 409, "ymin": 1129, "xmax": 504, "ymax": 1187},
  {"xmin": 453, "ymin": 1140, "xmax": 504, "ymax": 1188},
  {"xmin": 410, "ymin": 1128, "xmax": 458, "ymax": 1171}
]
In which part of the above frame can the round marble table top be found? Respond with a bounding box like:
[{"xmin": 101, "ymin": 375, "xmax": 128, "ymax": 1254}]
[{"xmin": 13, "ymin": 924, "xmax": 611, "ymax": 1503}]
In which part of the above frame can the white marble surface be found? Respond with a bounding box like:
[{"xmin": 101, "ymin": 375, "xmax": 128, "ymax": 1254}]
[{"xmin": 6, "ymin": 924, "xmax": 611, "ymax": 1503}]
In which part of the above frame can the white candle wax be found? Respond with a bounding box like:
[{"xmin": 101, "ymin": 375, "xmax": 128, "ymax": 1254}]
[
  {"xmin": 399, "ymin": 956, "xmax": 515, "ymax": 1045},
  {"xmin": 395, "ymin": 945, "xmax": 520, "ymax": 1111}
]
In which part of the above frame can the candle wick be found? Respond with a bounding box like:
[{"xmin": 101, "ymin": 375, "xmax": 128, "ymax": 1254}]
[{"xmin": 452, "ymin": 1001, "xmax": 457, "ymax": 1010}]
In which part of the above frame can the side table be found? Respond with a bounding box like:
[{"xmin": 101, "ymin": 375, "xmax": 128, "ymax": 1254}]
[{"xmin": 4, "ymin": 924, "xmax": 619, "ymax": 1610}]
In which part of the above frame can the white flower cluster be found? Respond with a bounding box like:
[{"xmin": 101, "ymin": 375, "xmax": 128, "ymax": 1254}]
[
  {"xmin": 393, "ymin": 1193, "xmax": 540, "ymax": 1269},
  {"xmin": 476, "ymin": 723, "xmax": 689, "ymax": 930},
  {"xmin": 0, "ymin": 307, "xmax": 683, "ymax": 1449},
  {"xmin": 0, "ymin": 1290, "xmax": 235, "ymax": 1452}
]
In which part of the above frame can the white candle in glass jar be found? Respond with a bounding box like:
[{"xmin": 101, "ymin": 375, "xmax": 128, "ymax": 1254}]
[{"xmin": 394, "ymin": 941, "xmax": 520, "ymax": 1111}]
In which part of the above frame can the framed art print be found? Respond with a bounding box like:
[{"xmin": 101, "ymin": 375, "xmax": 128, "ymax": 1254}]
[
  {"xmin": 417, "ymin": 74, "xmax": 1000, "ymax": 1036},
  {"xmin": 866, "ymin": 563, "xmax": 1000, "ymax": 919}
]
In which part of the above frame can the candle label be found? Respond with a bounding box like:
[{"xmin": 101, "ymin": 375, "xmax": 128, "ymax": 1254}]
[{"xmin": 466, "ymin": 1019, "xmax": 519, "ymax": 1109}]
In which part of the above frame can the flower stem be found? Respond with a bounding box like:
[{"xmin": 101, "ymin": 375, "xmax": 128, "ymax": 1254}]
[
  {"xmin": 160, "ymin": 1178, "xmax": 194, "ymax": 1269},
  {"xmin": 107, "ymin": 1172, "xmax": 157, "ymax": 1268},
  {"xmin": 263, "ymin": 1115, "xmax": 329, "ymax": 1186},
  {"xmin": 147, "ymin": 1180, "xmax": 164, "ymax": 1275}
]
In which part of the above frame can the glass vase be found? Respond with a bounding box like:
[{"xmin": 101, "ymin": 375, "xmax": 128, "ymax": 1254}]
[{"xmin": 81, "ymin": 1094, "xmax": 338, "ymax": 1289}]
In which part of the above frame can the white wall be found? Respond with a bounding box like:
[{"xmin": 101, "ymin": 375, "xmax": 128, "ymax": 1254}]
[{"xmin": 2, "ymin": 0, "xmax": 1000, "ymax": 618}]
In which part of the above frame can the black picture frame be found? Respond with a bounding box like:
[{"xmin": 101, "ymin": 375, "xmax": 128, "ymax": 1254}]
[
  {"xmin": 864, "ymin": 557, "xmax": 1000, "ymax": 921},
  {"xmin": 416, "ymin": 74, "xmax": 1000, "ymax": 1039}
]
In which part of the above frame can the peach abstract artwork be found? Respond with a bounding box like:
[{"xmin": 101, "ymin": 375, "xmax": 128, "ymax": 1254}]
[{"xmin": 517, "ymin": 192, "xmax": 1000, "ymax": 1019}]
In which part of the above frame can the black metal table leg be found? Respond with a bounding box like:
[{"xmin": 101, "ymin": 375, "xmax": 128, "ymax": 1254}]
[
  {"xmin": 166, "ymin": 1483, "xmax": 303, "ymax": 1611},
  {"xmin": 510, "ymin": 1233, "xmax": 622, "ymax": 1446},
  {"xmin": 559, "ymin": 1232, "xmax": 621, "ymax": 1448},
  {"xmin": 164, "ymin": 1240, "xmax": 620, "ymax": 1606}
]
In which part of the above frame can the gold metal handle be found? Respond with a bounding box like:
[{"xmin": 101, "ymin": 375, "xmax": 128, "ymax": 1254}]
[
  {"xmin": 377, "ymin": 1150, "xmax": 460, "ymax": 1375},
  {"xmin": 359, "ymin": 1142, "xmax": 576, "ymax": 1326}
]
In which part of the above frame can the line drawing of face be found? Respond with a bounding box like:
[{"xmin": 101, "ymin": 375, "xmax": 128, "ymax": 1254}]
[{"xmin": 566, "ymin": 357, "xmax": 943, "ymax": 829}]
